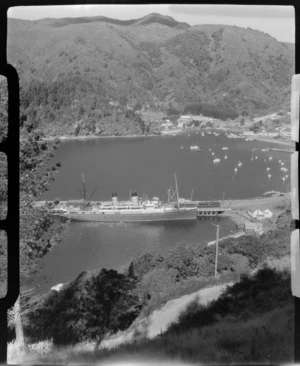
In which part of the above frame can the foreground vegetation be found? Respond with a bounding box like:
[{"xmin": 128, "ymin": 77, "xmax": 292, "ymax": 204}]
[
  {"xmin": 8, "ymin": 260, "xmax": 293, "ymax": 364},
  {"xmin": 0, "ymin": 77, "xmax": 67, "ymax": 350},
  {"xmin": 7, "ymin": 202, "xmax": 292, "ymax": 360}
]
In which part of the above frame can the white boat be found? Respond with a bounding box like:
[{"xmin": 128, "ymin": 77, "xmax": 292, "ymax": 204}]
[
  {"xmin": 266, "ymin": 167, "xmax": 271, "ymax": 171},
  {"xmin": 234, "ymin": 167, "xmax": 238, "ymax": 173},
  {"xmin": 238, "ymin": 161, "xmax": 242, "ymax": 167},
  {"xmin": 268, "ymin": 174, "xmax": 272, "ymax": 179},
  {"xmin": 213, "ymin": 158, "xmax": 221, "ymax": 164},
  {"xmin": 190, "ymin": 145, "xmax": 201, "ymax": 151},
  {"xmin": 180, "ymin": 145, "xmax": 184, "ymax": 149},
  {"xmin": 224, "ymin": 155, "xmax": 228, "ymax": 160},
  {"xmin": 222, "ymin": 147, "xmax": 228, "ymax": 150}
]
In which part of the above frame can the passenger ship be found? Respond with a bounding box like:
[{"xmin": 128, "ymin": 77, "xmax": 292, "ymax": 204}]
[{"xmin": 51, "ymin": 176, "xmax": 197, "ymax": 222}]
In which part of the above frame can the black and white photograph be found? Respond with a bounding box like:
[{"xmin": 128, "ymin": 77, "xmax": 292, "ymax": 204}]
[{"xmin": 0, "ymin": 3, "xmax": 297, "ymax": 364}]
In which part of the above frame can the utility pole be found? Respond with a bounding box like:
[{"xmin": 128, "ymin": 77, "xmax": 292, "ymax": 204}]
[
  {"xmin": 174, "ymin": 173, "xmax": 179, "ymax": 207},
  {"xmin": 212, "ymin": 224, "xmax": 220, "ymax": 278}
]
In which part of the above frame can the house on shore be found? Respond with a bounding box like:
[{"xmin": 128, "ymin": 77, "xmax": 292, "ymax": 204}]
[{"xmin": 244, "ymin": 222, "xmax": 263, "ymax": 236}]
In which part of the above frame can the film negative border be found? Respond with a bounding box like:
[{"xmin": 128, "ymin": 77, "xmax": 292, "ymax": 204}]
[
  {"xmin": 0, "ymin": 1, "xmax": 299, "ymax": 365},
  {"xmin": 290, "ymin": 71, "xmax": 300, "ymax": 305},
  {"xmin": 0, "ymin": 6, "xmax": 20, "ymax": 362}
]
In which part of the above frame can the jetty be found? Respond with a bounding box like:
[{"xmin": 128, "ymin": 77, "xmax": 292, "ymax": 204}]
[{"xmin": 178, "ymin": 200, "xmax": 227, "ymax": 217}]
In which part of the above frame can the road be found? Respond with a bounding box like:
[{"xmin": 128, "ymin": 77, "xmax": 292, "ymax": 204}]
[{"xmin": 99, "ymin": 283, "xmax": 232, "ymax": 350}]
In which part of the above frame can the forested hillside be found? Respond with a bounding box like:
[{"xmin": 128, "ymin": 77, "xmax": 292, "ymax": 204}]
[{"xmin": 7, "ymin": 14, "xmax": 294, "ymax": 137}]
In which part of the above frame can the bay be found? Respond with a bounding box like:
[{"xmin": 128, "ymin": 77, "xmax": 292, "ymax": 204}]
[{"xmin": 34, "ymin": 132, "xmax": 291, "ymax": 293}]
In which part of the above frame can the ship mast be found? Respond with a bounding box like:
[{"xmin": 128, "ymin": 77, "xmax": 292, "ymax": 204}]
[
  {"xmin": 174, "ymin": 173, "xmax": 179, "ymax": 208},
  {"xmin": 82, "ymin": 172, "xmax": 86, "ymax": 206}
]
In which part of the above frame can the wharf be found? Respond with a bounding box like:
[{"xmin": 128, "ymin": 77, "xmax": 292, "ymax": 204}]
[{"xmin": 179, "ymin": 200, "xmax": 227, "ymax": 217}]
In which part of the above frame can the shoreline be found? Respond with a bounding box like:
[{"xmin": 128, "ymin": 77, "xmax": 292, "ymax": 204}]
[
  {"xmin": 41, "ymin": 133, "xmax": 160, "ymax": 142},
  {"xmin": 38, "ymin": 131, "xmax": 293, "ymax": 148},
  {"xmin": 251, "ymin": 136, "xmax": 294, "ymax": 147}
]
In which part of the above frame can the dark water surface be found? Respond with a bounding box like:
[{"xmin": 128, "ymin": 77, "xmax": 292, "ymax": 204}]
[
  {"xmin": 43, "ymin": 133, "xmax": 291, "ymax": 201},
  {"xmin": 35, "ymin": 132, "xmax": 291, "ymax": 293}
]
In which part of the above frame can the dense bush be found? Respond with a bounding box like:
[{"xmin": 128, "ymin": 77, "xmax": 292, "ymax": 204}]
[
  {"xmin": 21, "ymin": 75, "xmax": 152, "ymax": 137},
  {"xmin": 24, "ymin": 269, "xmax": 141, "ymax": 345},
  {"xmin": 183, "ymin": 101, "xmax": 238, "ymax": 120},
  {"xmin": 168, "ymin": 266, "xmax": 292, "ymax": 334}
]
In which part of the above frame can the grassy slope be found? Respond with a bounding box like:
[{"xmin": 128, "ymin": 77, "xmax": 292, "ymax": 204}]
[{"xmin": 20, "ymin": 262, "xmax": 293, "ymax": 364}]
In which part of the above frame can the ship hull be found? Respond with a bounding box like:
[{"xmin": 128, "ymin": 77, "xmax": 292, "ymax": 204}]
[{"xmin": 61, "ymin": 209, "xmax": 197, "ymax": 222}]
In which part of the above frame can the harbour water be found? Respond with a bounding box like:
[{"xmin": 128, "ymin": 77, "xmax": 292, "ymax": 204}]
[{"xmin": 33, "ymin": 132, "xmax": 291, "ymax": 293}]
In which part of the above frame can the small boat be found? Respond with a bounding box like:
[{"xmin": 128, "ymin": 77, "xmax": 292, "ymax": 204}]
[
  {"xmin": 268, "ymin": 174, "xmax": 272, "ymax": 179},
  {"xmin": 255, "ymin": 156, "xmax": 258, "ymax": 160},
  {"xmin": 209, "ymin": 148, "xmax": 212, "ymax": 152},
  {"xmin": 190, "ymin": 145, "xmax": 201, "ymax": 151},
  {"xmin": 212, "ymin": 152, "xmax": 215, "ymax": 156},
  {"xmin": 269, "ymin": 156, "xmax": 273, "ymax": 161},
  {"xmin": 222, "ymin": 147, "xmax": 228, "ymax": 150},
  {"xmin": 234, "ymin": 167, "xmax": 238, "ymax": 173},
  {"xmin": 180, "ymin": 145, "xmax": 184, "ymax": 150},
  {"xmin": 282, "ymin": 177, "xmax": 286, "ymax": 182},
  {"xmin": 238, "ymin": 161, "xmax": 242, "ymax": 167},
  {"xmin": 224, "ymin": 155, "xmax": 228, "ymax": 160},
  {"xmin": 266, "ymin": 167, "xmax": 271, "ymax": 171},
  {"xmin": 213, "ymin": 158, "xmax": 221, "ymax": 164}
]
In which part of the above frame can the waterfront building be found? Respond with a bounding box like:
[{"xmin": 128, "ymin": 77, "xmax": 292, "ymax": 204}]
[
  {"xmin": 263, "ymin": 209, "xmax": 273, "ymax": 218},
  {"xmin": 244, "ymin": 222, "xmax": 263, "ymax": 235},
  {"xmin": 252, "ymin": 209, "xmax": 265, "ymax": 220}
]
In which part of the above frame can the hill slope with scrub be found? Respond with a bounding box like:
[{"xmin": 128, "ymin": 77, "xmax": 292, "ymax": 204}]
[{"xmin": 7, "ymin": 14, "xmax": 294, "ymax": 137}]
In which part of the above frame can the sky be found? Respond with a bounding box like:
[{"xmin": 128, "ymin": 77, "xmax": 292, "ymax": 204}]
[{"xmin": 8, "ymin": 4, "xmax": 295, "ymax": 43}]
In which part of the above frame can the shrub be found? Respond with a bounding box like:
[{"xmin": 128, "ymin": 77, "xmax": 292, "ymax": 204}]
[{"xmin": 24, "ymin": 269, "xmax": 141, "ymax": 345}]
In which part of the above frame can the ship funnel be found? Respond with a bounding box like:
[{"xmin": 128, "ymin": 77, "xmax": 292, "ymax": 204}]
[
  {"xmin": 131, "ymin": 192, "xmax": 138, "ymax": 205},
  {"xmin": 112, "ymin": 193, "xmax": 118, "ymax": 206}
]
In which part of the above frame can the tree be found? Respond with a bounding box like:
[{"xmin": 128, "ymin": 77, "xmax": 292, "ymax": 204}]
[
  {"xmin": 0, "ymin": 82, "xmax": 64, "ymax": 348},
  {"xmin": 249, "ymin": 122, "xmax": 261, "ymax": 133},
  {"xmin": 24, "ymin": 269, "xmax": 141, "ymax": 346}
]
